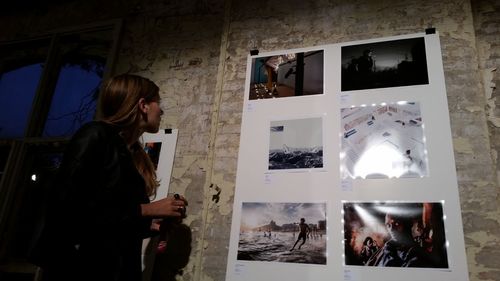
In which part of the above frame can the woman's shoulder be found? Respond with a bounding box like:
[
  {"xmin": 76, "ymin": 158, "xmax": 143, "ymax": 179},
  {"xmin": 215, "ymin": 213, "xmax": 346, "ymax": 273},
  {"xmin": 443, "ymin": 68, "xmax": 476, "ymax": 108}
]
[
  {"xmin": 66, "ymin": 121, "xmax": 121, "ymax": 152},
  {"xmin": 78, "ymin": 120, "xmax": 115, "ymax": 132},
  {"xmin": 64, "ymin": 121, "xmax": 121, "ymax": 160},
  {"xmin": 73, "ymin": 121, "xmax": 118, "ymax": 140}
]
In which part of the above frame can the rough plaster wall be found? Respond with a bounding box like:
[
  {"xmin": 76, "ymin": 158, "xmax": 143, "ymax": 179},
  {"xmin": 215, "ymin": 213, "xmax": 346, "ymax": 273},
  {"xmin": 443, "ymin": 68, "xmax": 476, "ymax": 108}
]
[
  {"xmin": 111, "ymin": 2, "xmax": 227, "ymax": 281},
  {"xmin": 0, "ymin": 1, "xmax": 228, "ymax": 280},
  {"xmin": 217, "ymin": 0, "xmax": 499, "ymax": 280},
  {"xmin": 470, "ymin": 1, "xmax": 500, "ymax": 280},
  {"xmin": 1, "ymin": 0, "xmax": 499, "ymax": 280}
]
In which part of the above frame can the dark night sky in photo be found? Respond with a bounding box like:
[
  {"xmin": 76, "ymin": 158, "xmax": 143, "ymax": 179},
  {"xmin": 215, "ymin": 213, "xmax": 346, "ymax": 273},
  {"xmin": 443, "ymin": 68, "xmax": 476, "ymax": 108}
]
[{"xmin": 342, "ymin": 38, "xmax": 425, "ymax": 70}]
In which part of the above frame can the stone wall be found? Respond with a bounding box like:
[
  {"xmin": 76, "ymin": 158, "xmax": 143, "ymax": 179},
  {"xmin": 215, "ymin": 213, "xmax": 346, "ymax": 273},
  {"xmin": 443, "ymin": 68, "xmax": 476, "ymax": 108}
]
[
  {"xmin": 470, "ymin": 1, "xmax": 500, "ymax": 280},
  {"xmin": 0, "ymin": 0, "xmax": 499, "ymax": 280}
]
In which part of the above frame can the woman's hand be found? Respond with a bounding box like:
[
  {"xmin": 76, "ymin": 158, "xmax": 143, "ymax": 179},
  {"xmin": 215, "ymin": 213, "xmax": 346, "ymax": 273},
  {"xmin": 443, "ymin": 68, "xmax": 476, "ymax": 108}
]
[
  {"xmin": 141, "ymin": 195, "xmax": 187, "ymax": 218},
  {"xmin": 151, "ymin": 219, "xmax": 162, "ymax": 231}
]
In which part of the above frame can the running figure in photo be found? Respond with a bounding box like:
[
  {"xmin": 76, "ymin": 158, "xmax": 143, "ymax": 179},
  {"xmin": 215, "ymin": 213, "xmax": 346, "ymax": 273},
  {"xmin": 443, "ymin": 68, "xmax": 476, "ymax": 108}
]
[{"xmin": 290, "ymin": 218, "xmax": 310, "ymax": 251}]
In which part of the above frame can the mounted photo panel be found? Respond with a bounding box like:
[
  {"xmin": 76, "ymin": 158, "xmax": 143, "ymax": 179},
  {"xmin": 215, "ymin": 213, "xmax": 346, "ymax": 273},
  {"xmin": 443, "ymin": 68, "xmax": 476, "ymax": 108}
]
[
  {"xmin": 141, "ymin": 129, "xmax": 178, "ymax": 201},
  {"xmin": 140, "ymin": 129, "xmax": 179, "ymax": 281},
  {"xmin": 226, "ymin": 32, "xmax": 468, "ymax": 281}
]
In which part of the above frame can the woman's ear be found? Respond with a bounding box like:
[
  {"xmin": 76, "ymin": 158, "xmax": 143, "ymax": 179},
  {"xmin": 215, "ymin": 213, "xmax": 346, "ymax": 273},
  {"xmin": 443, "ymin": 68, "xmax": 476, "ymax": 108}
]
[{"xmin": 138, "ymin": 97, "xmax": 148, "ymax": 113}]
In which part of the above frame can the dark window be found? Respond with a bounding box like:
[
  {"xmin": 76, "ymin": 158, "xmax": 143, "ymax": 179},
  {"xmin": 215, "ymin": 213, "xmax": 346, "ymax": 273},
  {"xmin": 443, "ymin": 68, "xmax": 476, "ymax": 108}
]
[
  {"xmin": 0, "ymin": 145, "xmax": 10, "ymax": 183},
  {"xmin": 0, "ymin": 24, "xmax": 118, "ymax": 265},
  {"xmin": 42, "ymin": 30, "xmax": 110, "ymax": 137},
  {"xmin": 0, "ymin": 64, "xmax": 44, "ymax": 138},
  {"xmin": 9, "ymin": 146, "xmax": 64, "ymax": 259},
  {"xmin": 0, "ymin": 39, "xmax": 49, "ymax": 139},
  {"xmin": 43, "ymin": 64, "xmax": 102, "ymax": 137}
]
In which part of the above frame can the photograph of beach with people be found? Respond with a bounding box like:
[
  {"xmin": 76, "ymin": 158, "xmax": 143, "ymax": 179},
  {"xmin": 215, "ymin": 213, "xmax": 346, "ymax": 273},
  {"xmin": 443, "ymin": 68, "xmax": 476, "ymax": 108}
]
[{"xmin": 238, "ymin": 202, "xmax": 327, "ymax": 265}]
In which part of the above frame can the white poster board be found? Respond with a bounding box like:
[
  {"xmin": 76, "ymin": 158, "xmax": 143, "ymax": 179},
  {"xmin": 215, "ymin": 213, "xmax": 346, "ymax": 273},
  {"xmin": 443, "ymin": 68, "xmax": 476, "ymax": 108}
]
[
  {"xmin": 226, "ymin": 33, "xmax": 469, "ymax": 281},
  {"xmin": 141, "ymin": 129, "xmax": 178, "ymax": 201},
  {"xmin": 139, "ymin": 129, "xmax": 179, "ymax": 280}
]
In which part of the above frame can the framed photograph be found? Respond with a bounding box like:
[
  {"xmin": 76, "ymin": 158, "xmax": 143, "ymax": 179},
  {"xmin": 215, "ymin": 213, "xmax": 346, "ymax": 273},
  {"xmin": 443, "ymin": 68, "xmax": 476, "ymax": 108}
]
[
  {"xmin": 340, "ymin": 102, "xmax": 428, "ymax": 179},
  {"xmin": 341, "ymin": 37, "xmax": 428, "ymax": 91},
  {"xmin": 269, "ymin": 117, "xmax": 323, "ymax": 170},
  {"xmin": 249, "ymin": 50, "xmax": 324, "ymax": 100},
  {"xmin": 238, "ymin": 202, "xmax": 327, "ymax": 265},
  {"xmin": 343, "ymin": 201, "xmax": 449, "ymax": 269}
]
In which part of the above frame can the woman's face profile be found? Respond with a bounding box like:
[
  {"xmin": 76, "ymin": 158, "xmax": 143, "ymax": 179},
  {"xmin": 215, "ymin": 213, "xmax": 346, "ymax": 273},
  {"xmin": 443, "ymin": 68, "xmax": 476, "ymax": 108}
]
[{"xmin": 144, "ymin": 99, "xmax": 163, "ymax": 133}]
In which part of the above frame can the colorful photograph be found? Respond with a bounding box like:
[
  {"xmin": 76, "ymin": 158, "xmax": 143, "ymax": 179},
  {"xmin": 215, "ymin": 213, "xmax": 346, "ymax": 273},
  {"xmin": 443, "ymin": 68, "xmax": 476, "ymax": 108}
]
[
  {"xmin": 238, "ymin": 202, "xmax": 327, "ymax": 265},
  {"xmin": 342, "ymin": 37, "xmax": 428, "ymax": 91},
  {"xmin": 249, "ymin": 50, "xmax": 324, "ymax": 100},
  {"xmin": 269, "ymin": 117, "xmax": 323, "ymax": 170},
  {"xmin": 341, "ymin": 102, "xmax": 428, "ymax": 179},
  {"xmin": 343, "ymin": 202, "xmax": 449, "ymax": 268},
  {"xmin": 144, "ymin": 142, "xmax": 162, "ymax": 170}
]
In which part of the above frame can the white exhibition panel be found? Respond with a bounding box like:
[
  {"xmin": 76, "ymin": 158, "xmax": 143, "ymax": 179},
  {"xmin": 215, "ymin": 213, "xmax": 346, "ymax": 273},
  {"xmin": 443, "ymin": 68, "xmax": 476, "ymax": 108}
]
[
  {"xmin": 139, "ymin": 129, "xmax": 179, "ymax": 280},
  {"xmin": 141, "ymin": 129, "xmax": 179, "ymax": 201},
  {"xmin": 226, "ymin": 33, "xmax": 469, "ymax": 281}
]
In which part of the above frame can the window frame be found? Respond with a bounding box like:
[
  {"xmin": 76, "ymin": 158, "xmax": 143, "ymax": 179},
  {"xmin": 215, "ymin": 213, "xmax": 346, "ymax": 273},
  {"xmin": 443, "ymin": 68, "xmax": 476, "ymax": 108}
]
[{"xmin": 0, "ymin": 19, "xmax": 122, "ymax": 261}]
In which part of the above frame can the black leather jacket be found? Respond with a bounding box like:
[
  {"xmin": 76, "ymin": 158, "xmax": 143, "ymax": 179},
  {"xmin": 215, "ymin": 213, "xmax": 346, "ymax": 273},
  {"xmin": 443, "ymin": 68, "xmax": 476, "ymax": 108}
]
[{"xmin": 33, "ymin": 121, "xmax": 153, "ymax": 281}]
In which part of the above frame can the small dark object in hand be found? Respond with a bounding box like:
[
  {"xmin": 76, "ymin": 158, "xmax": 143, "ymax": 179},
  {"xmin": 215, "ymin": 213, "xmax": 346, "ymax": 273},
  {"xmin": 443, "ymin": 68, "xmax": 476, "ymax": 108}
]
[{"xmin": 174, "ymin": 194, "xmax": 187, "ymax": 218}]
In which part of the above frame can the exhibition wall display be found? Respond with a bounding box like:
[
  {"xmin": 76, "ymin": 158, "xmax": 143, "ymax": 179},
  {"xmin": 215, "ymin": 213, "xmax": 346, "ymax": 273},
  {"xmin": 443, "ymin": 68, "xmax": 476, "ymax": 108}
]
[
  {"xmin": 226, "ymin": 32, "xmax": 469, "ymax": 281},
  {"xmin": 141, "ymin": 129, "xmax": 179, "ymax": 201},
  {"xmin": 139, "ymin": 129, "xmax": 179, "ymax": 280}
]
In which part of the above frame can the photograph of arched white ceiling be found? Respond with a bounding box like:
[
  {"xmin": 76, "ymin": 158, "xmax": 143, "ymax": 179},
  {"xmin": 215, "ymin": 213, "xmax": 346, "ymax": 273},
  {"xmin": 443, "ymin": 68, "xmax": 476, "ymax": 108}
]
[{"xmin": 341, "ymin": 102, "xmax": 428, "ymax": 179}]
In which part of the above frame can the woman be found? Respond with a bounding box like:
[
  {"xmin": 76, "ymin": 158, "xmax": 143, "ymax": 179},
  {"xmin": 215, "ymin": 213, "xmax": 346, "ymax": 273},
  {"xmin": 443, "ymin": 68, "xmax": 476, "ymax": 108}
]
[{"xmin": 33, "ymin": 74, "xmax": 186, "ymax": 281}]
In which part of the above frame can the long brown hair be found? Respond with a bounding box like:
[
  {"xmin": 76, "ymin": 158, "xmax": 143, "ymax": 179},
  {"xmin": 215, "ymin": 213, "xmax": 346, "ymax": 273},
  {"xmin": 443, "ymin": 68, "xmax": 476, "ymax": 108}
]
[{"xmin": 98, "ymin": 74, "xmax": 160, "ymax": 197}]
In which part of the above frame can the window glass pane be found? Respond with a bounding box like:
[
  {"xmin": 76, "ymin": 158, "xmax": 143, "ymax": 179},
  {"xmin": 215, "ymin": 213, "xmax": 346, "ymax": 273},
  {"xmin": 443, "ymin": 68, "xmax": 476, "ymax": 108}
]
[
  {"xmin": 0, "ymin": 64, "xmax": 43, "ymax": 138},
  {"xmin": 0, "ymin": 145, "xmax": 11, "ymax": 183},
  {"xmin": 8, "ymin": 145, "xmax": 64, "ymax": 259},
  {"xmin": 0, "ymin": 40, "xmax": 49, "ymax": 139},
  {"xmin": 42, "ymin": 64, "xmax": 102, "ymax": 137},
  {"xmin": 42, "ymin": 30, "xmax": 111, "ymax": 137}
]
